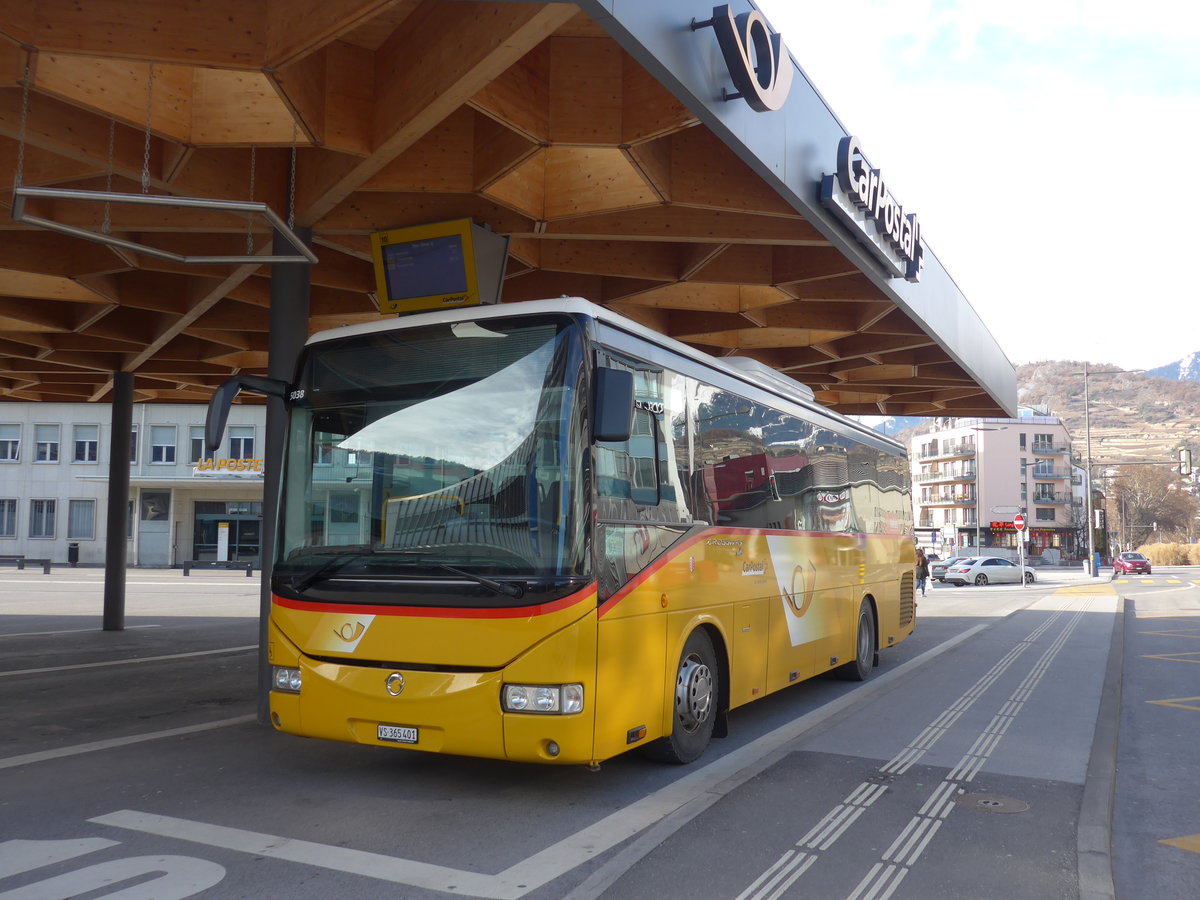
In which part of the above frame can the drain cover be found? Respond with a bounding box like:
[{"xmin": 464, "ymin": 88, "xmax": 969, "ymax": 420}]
[{"xmin": 954, "ymin": 793, "xmax": 1029, "ymax": 814}]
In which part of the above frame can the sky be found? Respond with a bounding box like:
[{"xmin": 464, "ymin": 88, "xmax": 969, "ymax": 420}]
[{"xmin": 755, "ymin": 0, "xmax": 1200, "ymax": 373}]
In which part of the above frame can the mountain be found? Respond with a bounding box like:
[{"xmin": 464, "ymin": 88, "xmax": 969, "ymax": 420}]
[
  {"xmin": 852, "ymin": 415, "xmax": 926, "ymax": 437},
  {"xmin": 1148, "ymin": 351, "xmax": 1200, "ymax": 383},
  {"xmin": 1013, "ymin": 362, "xmax": 1200, "ymax": 465}
]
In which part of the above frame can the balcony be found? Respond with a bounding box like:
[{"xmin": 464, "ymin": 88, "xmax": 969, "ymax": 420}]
[
  {"xmin": 1032, "ymin": 492, "xmax": 1072, "ymax": 504},
  {"xmin": 919, "ymin": 493, "xmax": 976, "ymax": 507},
  {"xmin": 1031, "ymin": 442, "xmax": 1070, "ymax": 454},
  {"xmin": 917, "ymin": 444, "xmax": 976, "ymax": 462},
  {"xmin": 914, "ymin": 469, "xmax": 976, "ymax": 484},
  {"xmin": 1029, "ymin": 467, "xmax": 1071, "ymax": 479}
]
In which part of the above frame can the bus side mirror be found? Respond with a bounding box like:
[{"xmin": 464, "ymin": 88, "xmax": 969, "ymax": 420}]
[
  {"xmin": 593, "ymin": 367, "xmax": 634, "ymax": 442},
  {"xmin": 205, "ymin": 375, "xmax": 290, "ymax": 453}
]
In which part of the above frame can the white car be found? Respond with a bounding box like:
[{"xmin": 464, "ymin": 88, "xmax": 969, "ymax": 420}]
[{"xmin": 944, "ymin": 556, "xmax": 1036, "ymax": 586}]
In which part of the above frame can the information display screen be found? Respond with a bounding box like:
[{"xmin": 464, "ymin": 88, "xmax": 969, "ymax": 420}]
[{"xmin": 381, "ymin": 234, "xmax": 469, "ymax": 302}]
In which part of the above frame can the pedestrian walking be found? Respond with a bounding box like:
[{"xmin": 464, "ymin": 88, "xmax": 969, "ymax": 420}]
[{"xmin": 915, "ymin": 549, "xmax": 929, "ymax": 597}]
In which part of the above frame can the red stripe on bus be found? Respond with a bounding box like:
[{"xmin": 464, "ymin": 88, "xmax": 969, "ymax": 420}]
[{"xmin": 272, "ymin": 584, "xmax": 596, "ymax": 619}]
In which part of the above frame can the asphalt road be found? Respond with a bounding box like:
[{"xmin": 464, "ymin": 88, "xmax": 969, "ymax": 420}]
[{"xmin": 1, "ymin": 566, "xmax": 1198, "ymax": 899}]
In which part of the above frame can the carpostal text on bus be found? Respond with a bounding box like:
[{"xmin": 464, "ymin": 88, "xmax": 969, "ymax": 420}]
[{"xmin": 820, "ymin": 136, "xmax": 925, "ymax": 283}]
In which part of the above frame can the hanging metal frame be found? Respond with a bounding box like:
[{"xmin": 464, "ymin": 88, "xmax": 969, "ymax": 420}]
[{"xmin": 10, "ymin": 59, "xmax": 316, "ymax": 265}]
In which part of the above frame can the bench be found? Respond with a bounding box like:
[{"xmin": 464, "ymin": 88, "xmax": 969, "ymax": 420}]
[
  {"xmin": 0, "ymin": 556, "xmax": 51, "ymax": 574},
  {"xmin": 182, "ymin": 560, "xmax": 254, "ymax": 577}
]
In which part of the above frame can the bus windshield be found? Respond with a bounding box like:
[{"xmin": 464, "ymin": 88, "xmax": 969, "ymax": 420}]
[{"xmin": 276, "ymin": 314, "xmax": 589, "ymax": 595}]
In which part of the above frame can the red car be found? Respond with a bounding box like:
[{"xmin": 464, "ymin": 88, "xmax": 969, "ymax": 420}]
[{"xmin": 1113, "ymin": 552, "xmax": 1152, "ymax": 575}]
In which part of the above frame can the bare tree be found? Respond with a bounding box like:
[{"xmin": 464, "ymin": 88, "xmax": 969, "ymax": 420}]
[{"xmin": 1107, "ymin": 465, "xmax": 1199, "ymax": 547}]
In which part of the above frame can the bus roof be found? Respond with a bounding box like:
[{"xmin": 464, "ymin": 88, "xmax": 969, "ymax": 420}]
[{"xmin": 305, "ymin": 298, "xmax": 903, "ymax": 452}]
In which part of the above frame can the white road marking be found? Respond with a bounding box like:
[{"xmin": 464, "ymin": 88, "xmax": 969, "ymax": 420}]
[
  {"xmin": 0, "ymin": 625, "xmax": 161, "ymax": 639},
  {"xmin": 88, "ymin": 620, "xmax": 1002, "ymax": 900},
  {"xmin": 0, "ymin": 716, "xmax": 255, "ymax": 771},
  {"xmin": 736, "ymin": 596, "xmax": 1107, "ymax": 900},
  {"xmin": 0, "ymin": 646, "xmax": 255, "ymax": 678},
  {"xmin": 0, "ymin": 839, "xmax": 119, "ymax": 879}
]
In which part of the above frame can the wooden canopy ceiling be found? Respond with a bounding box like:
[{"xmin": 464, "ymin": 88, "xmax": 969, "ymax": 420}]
[{"xmin": 0, "ymin": 0, "xmax": 1005, "ymax": 416}]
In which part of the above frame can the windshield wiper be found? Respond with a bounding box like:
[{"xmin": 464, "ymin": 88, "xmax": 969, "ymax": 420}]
[
  {"xmin": 288, "ymin": 546, "xmax": 376, "ymax": 593},
  {"xmin": 438, "ymin": 564, "xmax": 525, "ymax": 599}
]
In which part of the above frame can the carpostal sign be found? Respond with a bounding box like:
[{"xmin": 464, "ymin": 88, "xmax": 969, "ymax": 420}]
[{"xmin": 820, "ymin": 136, "xmax": 925, "ymax": 283}]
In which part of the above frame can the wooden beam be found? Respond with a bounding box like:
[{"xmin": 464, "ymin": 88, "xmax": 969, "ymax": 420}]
[
  {"xmin": 295, "ymin": 2, "xmax": 578, "ymax": 225},
  {"xmin": 9, "ymin": 0, "xmax": 266, "ymax": 68},
  {"xmin": 191, "ymin": 69, "xmax": 299, "ymax": 145},
  {"xmin": 318, "ymin": 191, "xmax": 534, "ymax": 234},
  {"xmin": 548, "ymin": 36, "xmax": 621, "ymax": 145},
  {"xmin": 468, "ymin": 40, "xmax": 549, "ymax": 143},
  {"xmin": 543, "ymin": 147, "xmax": 659, "ymax": 218},
  {"xmin": 621, "ymin": 51, "xmax": 698, "ymax": 145},
  {"xmin": 35, "ymin": 54, "xmax": 193, "ymax": 141},
  {"xmin": 669, "ymin": 127, "xmax": 799, "ymax": 218},
  {"xmin": 0, "ymin": 88, "xmax": 168, "ymax": 186},
  {"xmin": 0, "ymin": 232, "xmax": 124, "ymax": 278},
  {"xmin": 539, "ymin": 206, "xmax": 827, "ymax": 244},
  {"xmin": 362, "ymin": 107, "xmax": 475, "ymax": 192},
  {"xmin": 265, "ymin": 0, "xmax": 407, "ymax": 69},
  {"xmin": 536, "ymin": 239, "xmax": 679, "ymax": 281}
]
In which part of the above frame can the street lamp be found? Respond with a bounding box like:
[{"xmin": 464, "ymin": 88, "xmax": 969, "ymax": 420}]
[{"xmin": 1076, "ymin": 364, "xmax": 1143, "ymax": 577}]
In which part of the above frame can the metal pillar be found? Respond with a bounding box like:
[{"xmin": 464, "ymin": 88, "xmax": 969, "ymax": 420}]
[
  {"xmin": 103, "ymin": 371, "xmax": 133, "ymax": 631},
  {"xmin": 258, "ymin": 227, "xmax": 313, "ymax": 723}
]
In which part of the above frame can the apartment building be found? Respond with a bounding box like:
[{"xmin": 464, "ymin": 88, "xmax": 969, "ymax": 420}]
[
  {"xmin": 910, "ymin": 413, "xmax": 1084, "ymax": 560},
  {"xmin": 0, "ymin": 402, "xmax": 265, "ymax": 567}
]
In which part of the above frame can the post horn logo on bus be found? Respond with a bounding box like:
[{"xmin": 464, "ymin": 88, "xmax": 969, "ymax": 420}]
[{"xmin": 693, "ymin": 5, "xmax": 793, "ymax": 112}]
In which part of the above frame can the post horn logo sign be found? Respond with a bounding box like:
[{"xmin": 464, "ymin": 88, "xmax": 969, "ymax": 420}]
[{"xmin": 693, "ymin": 5, "xmax": 793, "ymax": 112}]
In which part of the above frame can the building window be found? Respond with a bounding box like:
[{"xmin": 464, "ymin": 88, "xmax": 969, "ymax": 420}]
[
  {"xmin": 0, "ymin": 424, "xmax": 19, "ymax": 461},
  {"xmin": 189, "ymin": 426, "xmax": 206, "ymax": 465},
  {"xmin": 73, "ymin": 424, "xmax": 99, "ymax": 463},
  {"xmin": 0, "ymin": 499, "xmax": 16, "ymax": 537},
  {"xmin": 1036, "ymin": 508, "xmax": 1056, "ymax": 522},
  {"xmin": 30, "ymin": 499, "xmax": 56, "ymax": 538},
  {"xmin": 1034, "ymin": 484, "xmax": 1054, "ymax": 502},
  {"xmin": 1021, "ymin": 483, "xmax": 1027, "ymax": 501},
  {"xmin": 1019, "ymin": 458, "xmax": 1026, "ymax": 476},
  {"xmin": 68, "ymin": 499, "xmax": 96, "ymax": 539},
  {"xmin": 150, "ymin": 425, "xmax": 176, "ymax": 464},
  {"xmin": 35, "ymin": 424, "xmax": 60, "ymax": 462},
  {"xmin": 130, "ymin": 426, "xmax": 138, "ymax": 464},
  {"xmin": 229, "ymin": 426, "xmax": 254, "ymax": 460},
  {"xmin": 1019, "ymin": 433, "xmax": 1027, "ymax": 450}
]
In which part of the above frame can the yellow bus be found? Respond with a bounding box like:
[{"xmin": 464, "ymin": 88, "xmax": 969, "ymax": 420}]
[{"xmin": 208, "ymin": 298, "xmax": 915, "ymax": 766}]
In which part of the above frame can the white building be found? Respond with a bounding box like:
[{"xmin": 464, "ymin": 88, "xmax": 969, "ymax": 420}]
[
  {"xmin": 910, "ymin": 413, "xmax": 1084, "ymax": 561},
  {"xmin": 0, "ymin": 403, "xmax": 265, "ymax": 567}
]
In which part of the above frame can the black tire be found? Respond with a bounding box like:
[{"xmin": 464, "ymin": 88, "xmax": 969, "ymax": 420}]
[
  {"xmin": 1024, "ymin": 571, "xmax": 1035, "ymax": 584},
  {"xmin": 835, "ymin": 602, "xmax": 875, "ymax": 682},
  {"xmin": 974, "ymin": 574, "xmax": 989, "ymax": 586},
  {"xmin": 645, "ymin": 629, "xmax": 719, "ymax": 764}
]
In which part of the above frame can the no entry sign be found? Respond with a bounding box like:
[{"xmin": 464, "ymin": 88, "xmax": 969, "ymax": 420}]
[{"xmin": 1013, "ymin": 513, "xmax": 1026, "ymax": 532}]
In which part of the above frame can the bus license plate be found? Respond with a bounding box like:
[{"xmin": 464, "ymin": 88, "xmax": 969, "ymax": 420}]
[{"xmin": 377, "ymin": 724, "xmax": 418, "ymax": 744}]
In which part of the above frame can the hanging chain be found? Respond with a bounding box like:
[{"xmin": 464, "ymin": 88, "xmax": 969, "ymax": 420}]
[
  {"xmin": 14, "ymin": 61, "xmax": 32, "ymax": 189},
  {"xmin": 288, "ymin": 119, "xmax": 298, "ymax": 229},
  {"xmin": 102, "ymin": 118, "xmax": 116, "ymax": 234},
  {"xmin": 246, "ymin": 145, "xmax": 257, "ymax": 255},
  {"xmin": 141, "ymin": 62, "xmax": 155, "ymax": 194}
]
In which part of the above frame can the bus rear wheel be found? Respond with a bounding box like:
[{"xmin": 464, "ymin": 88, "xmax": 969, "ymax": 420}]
[
  {"xmin": 835, "ymin": 602, "xmax": 876, "ymax": 682},
  {"xmin": 646, "ymin": 629, "xmax": 718, "ymax": 764}
]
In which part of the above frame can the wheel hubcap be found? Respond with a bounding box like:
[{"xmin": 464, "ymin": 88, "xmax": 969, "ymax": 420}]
[{"xmin": 674, "ymin": 655, "xmax": 713, "ymax": 733}]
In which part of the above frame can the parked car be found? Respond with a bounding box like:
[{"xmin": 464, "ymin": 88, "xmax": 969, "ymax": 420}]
[
  {"xmin": 931, "ymin": 556, "xmax": 966, "ymax": 581},
  {"xmin": 944, "ymin": 556, "xmax": 1036, "ymax": 586},
  {"xmin": 1113, "ymin": 552, "xmax": 1152, "ymax": 575}
]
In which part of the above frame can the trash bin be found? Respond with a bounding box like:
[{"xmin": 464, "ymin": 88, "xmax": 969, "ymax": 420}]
[{"xmin": 68, "ymin": 542, "xmax": 79, "ymax": 567}]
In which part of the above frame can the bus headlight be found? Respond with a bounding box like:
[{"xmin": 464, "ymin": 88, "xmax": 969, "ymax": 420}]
[
  {"xmin": 273, "ymin": 666, "xmax": 302, "ymax": 693},
  {"xmin": 502, "ymin": 683, "xmax": 583, "ymax": 714}
]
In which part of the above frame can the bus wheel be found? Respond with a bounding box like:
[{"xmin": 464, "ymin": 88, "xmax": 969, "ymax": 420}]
[
  {"xmin": 646, "ymin": 629, "xmax": 718, "ymax": 764},
  {"xmin": 835, "ymin": 603, "xmax": 875, "ymax": 682}
]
